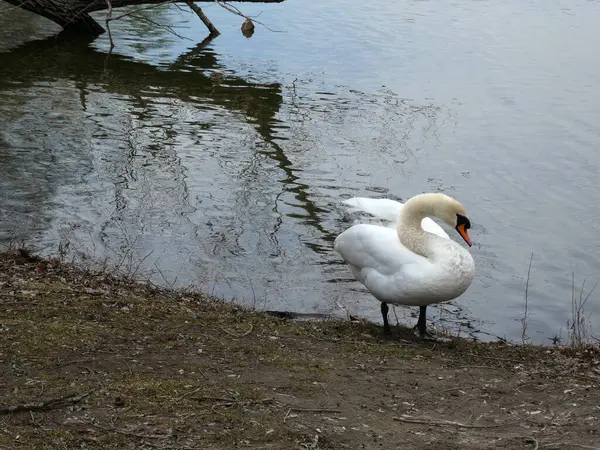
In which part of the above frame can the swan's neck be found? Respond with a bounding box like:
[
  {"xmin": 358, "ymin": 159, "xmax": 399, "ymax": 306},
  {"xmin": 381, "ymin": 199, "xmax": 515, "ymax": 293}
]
[{"xmin": 396, "ymin": 196, "xmax": 437, "ymax": 258}]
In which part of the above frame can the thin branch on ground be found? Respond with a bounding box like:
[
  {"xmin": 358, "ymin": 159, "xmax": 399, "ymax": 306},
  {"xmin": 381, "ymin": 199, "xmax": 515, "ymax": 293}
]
[
  {"xmin": 392, "ymin": 416, "xmax": 517, "ymax": 429},
  {"xmin": 174, "ymin": 387, "xmax": 202, "ymax": 402},
  {"xmin": 544, "ymin": 444, "xmax": 600, "ymax": 450},
  {"xmin": 290, "ymin": 407, "xmax": 342, "ymax": 414},
  {"xmin": 220, "ymin": 323, "xmax": 253, "ymax": 338},
  {"xmin": 0, "ymin": 389, "xmax": 96, "ymax": 415},
  {"xmin": 192, "ymin": 396, "xmax": 274, "ymax": 406},
  {"xmin": 194, "ymin": 396, "xmax": 236, "ymax": 403},
  {"xmin": 88, "ymin": 421, "xmax": 171, "ymax": 439}
]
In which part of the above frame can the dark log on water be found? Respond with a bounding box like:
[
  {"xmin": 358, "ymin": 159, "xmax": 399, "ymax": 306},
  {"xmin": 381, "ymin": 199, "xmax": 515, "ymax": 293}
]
[{"xmin": 3, "ymin": 0, "xmax": 284, "ymax": 37}]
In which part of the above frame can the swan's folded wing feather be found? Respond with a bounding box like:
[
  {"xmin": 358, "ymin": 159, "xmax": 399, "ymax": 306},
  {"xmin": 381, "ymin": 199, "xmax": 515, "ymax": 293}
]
[
  {"xmin": 334, "ymin": 224, "xmax": 427, "ymax": 275},
  {"xmin": 334, "ymin": 224, "xmax": 435, "ymax": 302},
  {"xmin": 420, "ymin": 218, "xmax": 450, "ymax": 239},
  {"xmin": 342, "ymin": 197, "xmax": 404, "ymax": 223},
  {"xmin": 342, "ymin": 197, "xmax": 450, "ymax": 239}
]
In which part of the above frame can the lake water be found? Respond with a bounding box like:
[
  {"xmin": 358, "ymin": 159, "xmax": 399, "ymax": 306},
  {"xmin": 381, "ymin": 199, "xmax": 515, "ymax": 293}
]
[{"xmin": 1, "ymin": 0, "xmax": 600, "ymax": 343}]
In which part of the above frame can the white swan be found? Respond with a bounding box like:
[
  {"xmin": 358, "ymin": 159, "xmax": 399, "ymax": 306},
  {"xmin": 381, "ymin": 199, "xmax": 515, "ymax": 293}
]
[{"xmin": 333, "ymin": 193, "xmax": 475, "ymax": 337}]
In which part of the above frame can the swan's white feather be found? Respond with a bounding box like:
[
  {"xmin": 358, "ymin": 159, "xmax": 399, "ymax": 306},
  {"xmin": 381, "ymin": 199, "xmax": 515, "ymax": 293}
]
[
  {"xmin": 334, "ymin": 195, "xmax": 475, "ymax": 308},
  {"xmin": 342, "ymin": 197, "xmax": 450, "ymax": 239}
]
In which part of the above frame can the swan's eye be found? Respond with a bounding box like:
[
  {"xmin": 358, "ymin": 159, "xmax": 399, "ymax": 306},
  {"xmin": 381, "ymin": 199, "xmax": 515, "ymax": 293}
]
[{"xmin": 456, "ymin": 214, "xmax": 471, "ymax": 230}]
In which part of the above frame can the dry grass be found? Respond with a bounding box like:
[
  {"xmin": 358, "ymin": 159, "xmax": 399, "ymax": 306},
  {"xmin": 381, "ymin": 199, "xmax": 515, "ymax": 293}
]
[
  {"xmin": 1, "ymin": 249, "xmax": 600, "ymax": 449},
  {"xmin": 568, "ymin": 273, "xmax": 599, "ymax": 348},
  {"xmin": 520, "ymin": 254, "xmax": 599, "ymax": 348}
]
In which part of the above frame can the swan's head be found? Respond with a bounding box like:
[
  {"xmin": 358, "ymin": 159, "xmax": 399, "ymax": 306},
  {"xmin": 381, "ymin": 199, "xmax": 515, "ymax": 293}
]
[
  {"xmin": 403, "ymin": 193, "xmax": 474, "ymax": 246},
  {"xmin": 434, "ymin": 195, "xmax": 472, "ymax": 247}
]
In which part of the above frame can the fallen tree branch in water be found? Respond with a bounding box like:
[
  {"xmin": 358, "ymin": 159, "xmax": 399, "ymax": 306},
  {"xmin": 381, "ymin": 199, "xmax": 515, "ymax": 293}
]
[
  {"xmin": 3, "ymin": 0, "xmax": 285, "ymax": 37},
  {"xmin": 186, "ymin": 1, "xmax": 219, "ymax": 35}
]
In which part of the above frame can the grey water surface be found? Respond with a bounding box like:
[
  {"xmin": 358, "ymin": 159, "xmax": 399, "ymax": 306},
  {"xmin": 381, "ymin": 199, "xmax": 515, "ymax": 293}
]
[{"xmin": 1, "ymin": 0, "xmax": 600, "ymax": 343}]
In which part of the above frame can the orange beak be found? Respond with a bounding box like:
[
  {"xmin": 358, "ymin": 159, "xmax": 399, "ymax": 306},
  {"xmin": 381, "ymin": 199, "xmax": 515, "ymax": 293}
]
[{"xmin": 456, "ymin": 223, "xmax": 472, "ymax": 247}]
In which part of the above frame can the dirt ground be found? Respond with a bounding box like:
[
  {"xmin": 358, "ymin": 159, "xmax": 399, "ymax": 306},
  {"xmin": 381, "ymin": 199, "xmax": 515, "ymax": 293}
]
[{"xmin": 1, "ymin": 250, "xmax": 599, "ymax": 450}]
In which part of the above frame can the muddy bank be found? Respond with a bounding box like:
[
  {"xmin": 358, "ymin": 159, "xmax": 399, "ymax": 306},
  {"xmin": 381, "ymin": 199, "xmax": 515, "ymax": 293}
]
[{"xmin": 0, "ymin": 250, "xmax": 599, "ymax": 449}]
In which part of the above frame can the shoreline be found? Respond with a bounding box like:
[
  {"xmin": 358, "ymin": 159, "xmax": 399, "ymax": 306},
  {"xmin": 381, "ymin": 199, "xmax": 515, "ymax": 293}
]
[{"xmin": 1, "ymin": 250, "xmax": 599, "ymax": 449}]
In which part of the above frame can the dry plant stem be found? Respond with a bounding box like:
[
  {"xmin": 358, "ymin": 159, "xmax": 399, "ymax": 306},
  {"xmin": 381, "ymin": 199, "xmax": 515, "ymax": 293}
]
[
  {"xmin": 0, "ymin": 390, "xmax": 96, "ymax": 415},
  {"xmin": 186, "ymin": 1, "xmax": 219, "ymax": 35},
  {"xmin": 193, "ymin": 396, "xmax": 274, "ymax": 407},
  {"xmin": 522, "ymin": 252, "xmax": 533, "ymax": 344},
  {"xmin": 290, "ymin": 407, "xmax": 341, "ymax": 414},
  {"xmin": 174, "ymin": 387, "xmax": 202, "ymax": 401},
  {"xmin": 569, "ymin": 273, "xmax": 599, "ymax": 346}
]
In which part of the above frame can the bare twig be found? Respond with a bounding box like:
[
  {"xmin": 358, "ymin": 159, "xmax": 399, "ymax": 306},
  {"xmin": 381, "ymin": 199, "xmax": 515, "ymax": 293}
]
[
  {"xmin": 0, "ymin": 390, "xmax": 96, "ymax": 415},
  {"xmin": 392, "ymin": 416, "xmax": 516, "ymax": 428},
  {"xmin": 215, "ymin": 0, "xmax": 283, "ymax": 33},
  {"xmin": 581, "ymin": 278, "xmax": 599, "ymax": 309},
  {"xmin": 130, "ymin": 249, "xmax": 155, "ymax": 279},
  {"xmin": 109, "ymin": 3, "xmax": 172, "ymax": 21},
  {"xmin": 194, "ymin": 396, "xmax": 236, "ymax": 403},
  {"xmin": 149, "ymin": 16, "xmax": 190, "ymax": 40}
]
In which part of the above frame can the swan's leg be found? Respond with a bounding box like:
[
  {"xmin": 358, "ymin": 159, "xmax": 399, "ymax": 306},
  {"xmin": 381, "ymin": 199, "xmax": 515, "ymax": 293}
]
[
  {"xmin": 381, "ymin": 302, "xmax": 391, "ymax": 335},
  {"xmin": 414, "ymin": 305, "xmax": 430, "ymax": 338}
]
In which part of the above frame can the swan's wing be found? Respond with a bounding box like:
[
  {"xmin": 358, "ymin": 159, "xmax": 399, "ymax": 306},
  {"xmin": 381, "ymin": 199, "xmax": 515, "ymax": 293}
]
[
  {"xmin": 334, "ymin": 224, "xmax": 426, "ymax": 275},
  {"xmin": 342, "ymin": 197, "xmax": 404, "ymax": 223},
  {"xmin": 420, "ymin": 217, "xmax": 450, "ymax": 239},
  {"xmin": 333, "ymin": 224, "xmax": 433, "ymax": 302},
  {"xmin": 341, "ymin": 197, "xmax": 450, "ymax": 239}
]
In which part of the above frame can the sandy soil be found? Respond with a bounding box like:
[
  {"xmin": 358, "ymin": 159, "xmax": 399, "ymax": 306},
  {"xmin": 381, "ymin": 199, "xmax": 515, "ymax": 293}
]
[{"xmin": 1, "ymin": 250, "xmax": 599, "ymax": 449}]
